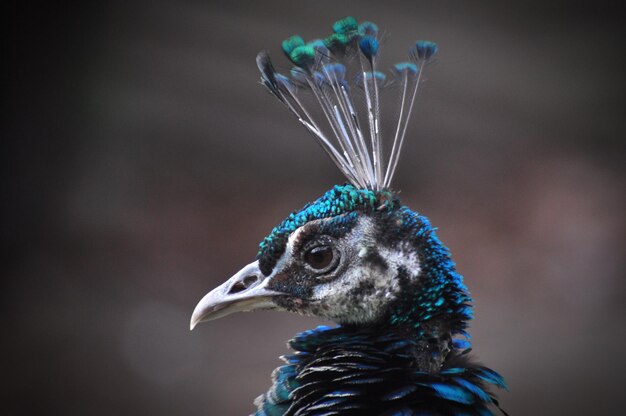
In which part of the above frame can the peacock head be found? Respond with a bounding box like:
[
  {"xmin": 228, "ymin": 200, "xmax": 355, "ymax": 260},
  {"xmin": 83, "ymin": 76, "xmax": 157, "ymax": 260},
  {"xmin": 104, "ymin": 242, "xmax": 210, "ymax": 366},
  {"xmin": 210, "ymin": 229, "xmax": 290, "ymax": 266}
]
[
  {"xmin": 191, "ymin": 184, "xmax": 472, "ymax": 337},
  {"xmin": 191, "ymin": 17, "xmax": 472, "ymax": 337}
]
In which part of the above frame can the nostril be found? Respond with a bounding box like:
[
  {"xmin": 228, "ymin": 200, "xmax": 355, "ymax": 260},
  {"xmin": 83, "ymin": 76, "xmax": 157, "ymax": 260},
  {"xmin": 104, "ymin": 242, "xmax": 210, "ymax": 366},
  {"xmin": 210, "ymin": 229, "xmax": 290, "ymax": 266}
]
[
  {"xmin": 228, "ymin": 282, "xmax": 246, "ymax": 294},
  {"xmin": 243, "ymin": 275, "xmax": 259, "ymax": 286},
  {"xmin": 228, "ymin": 275, "xmax": 260, "ymax": 294}
]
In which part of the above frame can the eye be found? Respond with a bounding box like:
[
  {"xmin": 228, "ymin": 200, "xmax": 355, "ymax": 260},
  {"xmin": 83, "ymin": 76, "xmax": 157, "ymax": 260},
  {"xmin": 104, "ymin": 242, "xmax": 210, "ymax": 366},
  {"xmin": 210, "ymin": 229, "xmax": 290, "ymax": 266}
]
[{"xmin": 304, "ymin": 245, "xmax": 337, "ymax": 272}]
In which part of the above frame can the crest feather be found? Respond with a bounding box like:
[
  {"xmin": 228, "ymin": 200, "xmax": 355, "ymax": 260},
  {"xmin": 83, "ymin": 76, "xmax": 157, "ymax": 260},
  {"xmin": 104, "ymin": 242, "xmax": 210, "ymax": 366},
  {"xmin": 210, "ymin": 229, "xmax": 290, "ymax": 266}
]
[{"xmin": 257, "ymin": 16, "xmax": 438, "ymax": 190}]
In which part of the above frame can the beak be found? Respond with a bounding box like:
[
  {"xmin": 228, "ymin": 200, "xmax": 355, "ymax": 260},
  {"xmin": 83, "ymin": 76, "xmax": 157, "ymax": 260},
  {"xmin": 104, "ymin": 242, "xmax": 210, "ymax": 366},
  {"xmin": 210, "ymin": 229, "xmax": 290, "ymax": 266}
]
[{"xmin": 190, "ymin": 260, "xmax": 283, "ymax": 330}]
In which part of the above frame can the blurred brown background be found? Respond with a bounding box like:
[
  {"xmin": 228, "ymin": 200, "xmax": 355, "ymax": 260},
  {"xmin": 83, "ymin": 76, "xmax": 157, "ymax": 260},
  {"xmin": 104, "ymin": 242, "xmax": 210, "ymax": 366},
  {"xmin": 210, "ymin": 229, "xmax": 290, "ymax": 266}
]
[{"xmin": 4, "ymin": 1, "xmax": 625, "ymax": 415}]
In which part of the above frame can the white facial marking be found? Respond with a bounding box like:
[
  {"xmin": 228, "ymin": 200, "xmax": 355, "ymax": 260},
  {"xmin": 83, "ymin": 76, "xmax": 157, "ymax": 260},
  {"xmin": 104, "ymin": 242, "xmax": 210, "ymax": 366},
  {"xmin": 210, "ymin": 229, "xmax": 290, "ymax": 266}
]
[
  {"xmin": 310, "ymin": 216, "xmax": 421, "ymax": 324},
  {"xmin": 269, "ymin": 225, "xmax": 305, "ymax": 275}
]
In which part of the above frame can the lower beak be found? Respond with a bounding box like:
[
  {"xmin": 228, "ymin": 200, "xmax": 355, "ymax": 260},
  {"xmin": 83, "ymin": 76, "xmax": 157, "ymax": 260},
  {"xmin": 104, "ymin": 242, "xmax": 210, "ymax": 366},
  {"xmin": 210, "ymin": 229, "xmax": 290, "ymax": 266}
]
[{"xmin": 190, "ymin": 260, "xmax": 283, "ymax": 330}]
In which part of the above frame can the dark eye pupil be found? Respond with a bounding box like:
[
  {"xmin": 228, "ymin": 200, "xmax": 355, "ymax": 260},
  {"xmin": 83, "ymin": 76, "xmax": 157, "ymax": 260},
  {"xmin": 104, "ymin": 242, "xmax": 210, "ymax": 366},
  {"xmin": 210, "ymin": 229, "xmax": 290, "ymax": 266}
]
[{"xmin": 305, "ymin": 246, "xmax": 333, "ymax": 270}]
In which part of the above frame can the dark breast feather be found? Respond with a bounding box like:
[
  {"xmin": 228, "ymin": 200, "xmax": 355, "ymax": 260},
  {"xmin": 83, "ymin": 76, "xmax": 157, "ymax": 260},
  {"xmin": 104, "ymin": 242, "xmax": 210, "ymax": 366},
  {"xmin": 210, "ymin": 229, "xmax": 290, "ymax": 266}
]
[{"xmin": 254, "ymin": 326, "xmax": 507, "ymax": 416}]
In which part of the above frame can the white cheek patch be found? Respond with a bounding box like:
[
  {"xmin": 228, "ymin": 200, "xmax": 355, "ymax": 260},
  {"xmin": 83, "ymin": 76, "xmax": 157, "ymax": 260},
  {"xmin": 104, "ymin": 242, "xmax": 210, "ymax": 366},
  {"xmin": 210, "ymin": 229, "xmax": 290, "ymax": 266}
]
[
  {"xmin": 311, "ymin": 218, "xmax": 422, "ymax": 324},
  {"xmin": 312, "ymin": 265, "xmax": 396, "ymax": 323},
  {"xmin": 378, "ymin": 242, "xmax": 421, "ymax": 279}
]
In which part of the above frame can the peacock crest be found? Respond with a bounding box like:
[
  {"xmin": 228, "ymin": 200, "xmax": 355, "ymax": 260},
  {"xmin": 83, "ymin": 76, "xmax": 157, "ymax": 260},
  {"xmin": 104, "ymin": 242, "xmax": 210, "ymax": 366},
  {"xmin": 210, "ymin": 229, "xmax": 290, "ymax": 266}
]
[{"xmin": 257, "ymin": 16, "xmax": 438, "ymax": 190}]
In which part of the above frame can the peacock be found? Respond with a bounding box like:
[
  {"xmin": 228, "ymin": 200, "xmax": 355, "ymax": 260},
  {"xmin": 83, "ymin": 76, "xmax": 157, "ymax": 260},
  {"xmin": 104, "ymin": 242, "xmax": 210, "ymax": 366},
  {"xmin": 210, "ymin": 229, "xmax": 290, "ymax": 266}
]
[{"xmin": 191, "ymin": 16, "xmax": 508, "ymax": 416}]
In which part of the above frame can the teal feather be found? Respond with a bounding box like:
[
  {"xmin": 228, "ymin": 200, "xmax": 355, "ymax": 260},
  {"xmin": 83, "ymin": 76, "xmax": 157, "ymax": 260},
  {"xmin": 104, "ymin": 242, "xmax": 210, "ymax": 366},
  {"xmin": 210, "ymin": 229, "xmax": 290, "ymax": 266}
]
[
  {"xmin": 282, "ymin": 35, "xmax": 305, "ymax": 56},
  {"xmin": 394, "ymin": 62, "xmax": 419, "ymax": 75},
  {"xmin": 332, "ymin": 16, "xmax": 358, "ymax": 36},
  {"xmin": 288, "ymin": 45, "xmax": 316, "ymax": 68}
]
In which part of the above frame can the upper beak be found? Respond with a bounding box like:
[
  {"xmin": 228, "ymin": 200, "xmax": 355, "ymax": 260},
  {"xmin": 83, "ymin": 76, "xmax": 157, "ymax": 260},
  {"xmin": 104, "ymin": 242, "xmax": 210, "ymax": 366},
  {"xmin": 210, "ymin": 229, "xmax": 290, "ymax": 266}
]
[{"xmin": 190, "ymin": 260, "xmax": 283, "ymax": 330}]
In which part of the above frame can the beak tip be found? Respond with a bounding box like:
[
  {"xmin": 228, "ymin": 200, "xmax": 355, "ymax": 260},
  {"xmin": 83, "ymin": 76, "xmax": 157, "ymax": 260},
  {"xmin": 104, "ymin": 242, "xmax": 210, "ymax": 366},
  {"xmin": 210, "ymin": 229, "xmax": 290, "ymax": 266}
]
[
  {"xmin": 189, "ymin": 313, "xmax": 201, "ymax": 331},
  {"xmin": 190, "ymin": 260, "xmax": 278, "ymax": 329}
]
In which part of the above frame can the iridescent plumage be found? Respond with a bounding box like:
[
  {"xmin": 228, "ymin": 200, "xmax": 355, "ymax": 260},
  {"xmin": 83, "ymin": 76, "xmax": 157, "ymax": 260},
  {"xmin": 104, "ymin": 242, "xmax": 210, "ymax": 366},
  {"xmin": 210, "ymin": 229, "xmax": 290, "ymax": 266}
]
[{"xmin": 255, "ymin": 326, "xmax": 507, "ymax": 416}]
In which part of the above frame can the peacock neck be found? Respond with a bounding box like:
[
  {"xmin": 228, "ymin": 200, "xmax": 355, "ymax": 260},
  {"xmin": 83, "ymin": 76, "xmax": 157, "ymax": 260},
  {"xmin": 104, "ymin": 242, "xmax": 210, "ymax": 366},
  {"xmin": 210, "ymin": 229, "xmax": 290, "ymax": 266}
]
[
  {"xmin": 289, "ymin": 322, "xmax": 454, "ymax": 374},
  {"xmin": 257, "ymin": 324, "xmax": 506, "ymax": 416}
]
